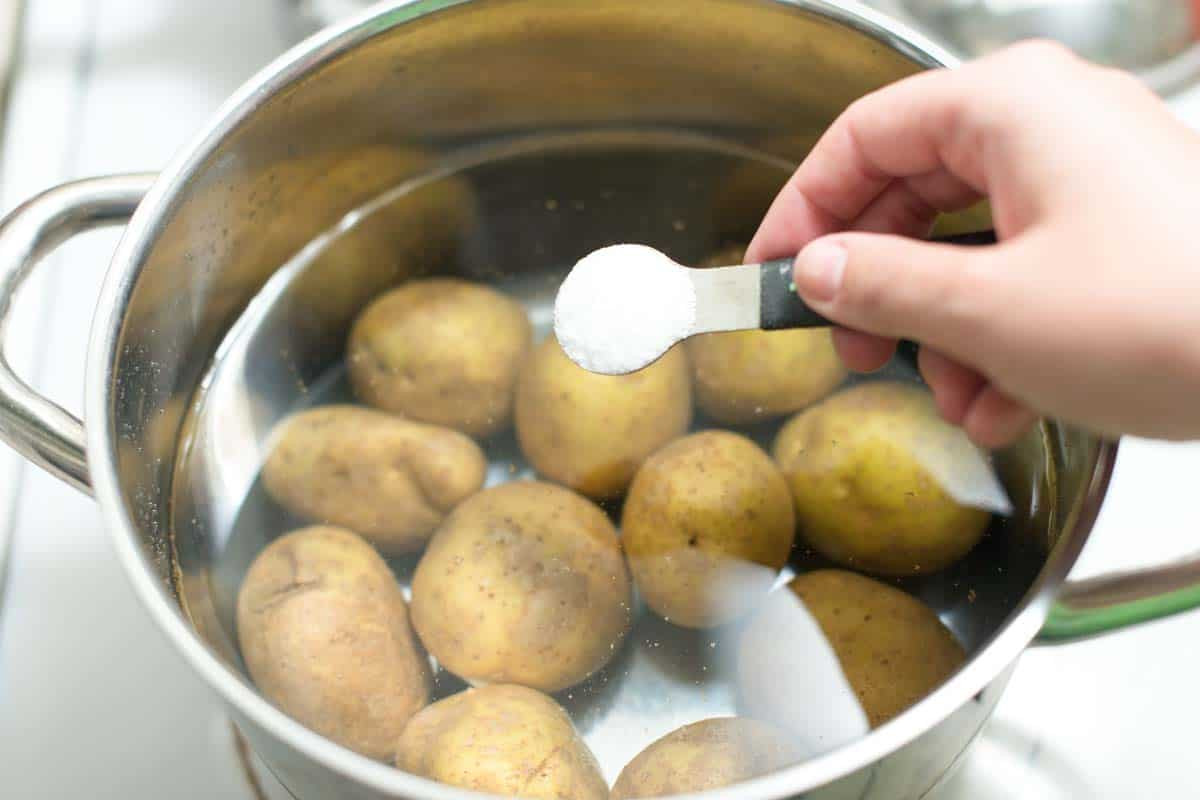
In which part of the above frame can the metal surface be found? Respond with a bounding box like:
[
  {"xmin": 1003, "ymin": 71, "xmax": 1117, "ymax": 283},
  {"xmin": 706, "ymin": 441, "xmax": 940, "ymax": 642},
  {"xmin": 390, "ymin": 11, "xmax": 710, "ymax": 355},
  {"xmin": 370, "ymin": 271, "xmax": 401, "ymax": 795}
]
[
  {"xmin": 0, "ymin": 175, "xmax": 153, "ymax": 494},
  {"xmin": 871, "ymin": 0, "xmax": 1200, "ymax": 97},
  {"xmin": 692, "ymin": 264, "xmax": 761, "ymax": 334},
  {"xmin": 0, "ymin": 1, "xmax": 1183, "ymax": 799},
  {"xmin": 1039, "ymin": 550, "xmax": 1200, "ymax": 641}
]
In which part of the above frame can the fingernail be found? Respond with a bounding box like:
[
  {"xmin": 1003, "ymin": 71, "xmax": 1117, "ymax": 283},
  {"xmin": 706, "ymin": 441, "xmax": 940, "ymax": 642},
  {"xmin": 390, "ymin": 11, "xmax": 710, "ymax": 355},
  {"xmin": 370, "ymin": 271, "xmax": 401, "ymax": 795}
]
[{"xmin": 794, "ymin": 239, "xmax": 846, "ymax": 302}]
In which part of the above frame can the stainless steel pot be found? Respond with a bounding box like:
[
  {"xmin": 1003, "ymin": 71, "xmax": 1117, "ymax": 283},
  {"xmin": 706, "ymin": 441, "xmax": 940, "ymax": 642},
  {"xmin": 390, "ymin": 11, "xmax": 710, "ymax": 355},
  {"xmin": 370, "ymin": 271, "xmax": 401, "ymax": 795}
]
[
  {"xmin": 867, "ymin": 0, "xmax": 1200, "ymax": 98},
  {"xmin": 0, "ymin": 2, "xmax": 1197, "ymax": 799}
]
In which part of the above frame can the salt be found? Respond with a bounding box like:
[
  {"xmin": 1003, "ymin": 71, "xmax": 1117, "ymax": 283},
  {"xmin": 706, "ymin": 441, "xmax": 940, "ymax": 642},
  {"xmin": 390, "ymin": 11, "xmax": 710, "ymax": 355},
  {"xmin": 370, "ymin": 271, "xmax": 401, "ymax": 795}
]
[{"xmin": 553, "ymin": 244, "xmax": 696, "ymax": 375}]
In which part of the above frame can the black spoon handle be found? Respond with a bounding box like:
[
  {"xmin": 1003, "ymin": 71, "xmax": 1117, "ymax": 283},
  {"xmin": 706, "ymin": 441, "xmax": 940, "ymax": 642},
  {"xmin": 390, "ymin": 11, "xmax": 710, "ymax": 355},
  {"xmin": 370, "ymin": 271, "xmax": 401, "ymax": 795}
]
[{"xmin": 758, "ymin": 229, "xmax": 998, "ymax": 330}]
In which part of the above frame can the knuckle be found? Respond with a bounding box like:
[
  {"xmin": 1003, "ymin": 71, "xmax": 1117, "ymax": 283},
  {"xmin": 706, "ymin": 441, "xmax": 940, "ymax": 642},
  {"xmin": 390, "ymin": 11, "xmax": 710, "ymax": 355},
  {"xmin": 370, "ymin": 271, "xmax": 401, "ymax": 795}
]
[
  {"xmin": 838, "ymin": 256, "xmax": 886, "ymax": 316},
  {"xmin": 888, "ymin": 183, "xmax": 938, "ymax": 231}
]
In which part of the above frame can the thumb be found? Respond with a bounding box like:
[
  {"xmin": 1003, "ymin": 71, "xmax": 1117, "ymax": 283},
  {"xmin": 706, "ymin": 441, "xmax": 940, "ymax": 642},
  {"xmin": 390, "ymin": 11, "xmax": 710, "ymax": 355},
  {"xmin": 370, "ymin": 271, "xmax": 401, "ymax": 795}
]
[{"xmin": 792, "ymin": 232, "xmax": 1001, "ymax": 356}]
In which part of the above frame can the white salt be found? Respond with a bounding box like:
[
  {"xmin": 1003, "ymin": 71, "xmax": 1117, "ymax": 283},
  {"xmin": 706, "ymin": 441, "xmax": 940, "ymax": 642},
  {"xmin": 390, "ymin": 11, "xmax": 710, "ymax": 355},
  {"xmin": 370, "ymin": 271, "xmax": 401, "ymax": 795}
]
[{"xmin": 553, "ymin": 244, "xmax": 696, "ymax": 375}]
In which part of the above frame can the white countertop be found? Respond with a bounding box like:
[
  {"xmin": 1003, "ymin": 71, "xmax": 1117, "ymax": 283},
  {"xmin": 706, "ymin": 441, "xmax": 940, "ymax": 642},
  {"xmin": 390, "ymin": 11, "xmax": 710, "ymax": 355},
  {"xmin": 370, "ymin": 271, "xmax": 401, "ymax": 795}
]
[{"xmin": 1, "ymin": 2, "xmax": 1199, "ymax": 797}]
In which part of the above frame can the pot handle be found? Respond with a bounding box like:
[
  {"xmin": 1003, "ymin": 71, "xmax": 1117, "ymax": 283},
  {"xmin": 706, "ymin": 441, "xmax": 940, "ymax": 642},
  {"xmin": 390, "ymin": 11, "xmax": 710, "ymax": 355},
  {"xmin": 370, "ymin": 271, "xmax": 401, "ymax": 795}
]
[
  {"xmin": 1037, "ymin": 556, "xmax": 1200, "ymax": 643},
  {"xmin": 0, "ymin": 174, "xmax": 155, "ymax": 495}
]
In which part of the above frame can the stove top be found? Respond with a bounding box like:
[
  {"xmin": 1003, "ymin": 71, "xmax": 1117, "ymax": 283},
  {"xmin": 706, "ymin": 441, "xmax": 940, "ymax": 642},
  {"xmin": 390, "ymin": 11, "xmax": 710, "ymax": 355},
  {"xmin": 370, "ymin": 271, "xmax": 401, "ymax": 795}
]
[{"xmin": 2, "ymin": 2, "xmax": 1200, "ymax": 798}]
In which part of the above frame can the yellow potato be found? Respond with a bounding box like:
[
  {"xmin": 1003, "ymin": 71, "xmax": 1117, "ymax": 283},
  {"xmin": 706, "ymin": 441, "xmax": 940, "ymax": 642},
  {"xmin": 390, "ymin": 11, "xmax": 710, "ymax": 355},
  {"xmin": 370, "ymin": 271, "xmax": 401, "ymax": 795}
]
[
  {"xmin": 610, "ymin": 717, "xmax": 798, "ymax": 799},
  {"xmin": 688, "ymin": 328, "xmax": 845, "ymax": 424},
  {"xmin": 396, "ymin": 684, "xmax": 607, "ymax": 800},
  {"xmin": 347, "ymin": 278, "xmax": 532, "ymax": 438},
  {"xmin": 773, "ymin": 381, "xmax": 991, "ymax": 576},
  {"xmin": 687, "ymin": 244, "xmax": 845, "ymax": 424},
  {"xmin": 262, "ymin": 405, "xmax": 486, "ymax": 555},
  {"xmin": 236, "ymin": 526, "xmax": 430, "ymax": 760},
  {"xmin": 739, "ymin": 570, "xmax": 965, "ymax": 728},
  {"xmin": 410, "ymin": 481, "xmax": 633, "ymax": 692},
  {"xmin": 622, "ymin": 431, "xmax": 795, "ymax": 628},
  {"xmin": 514, "ymin": 335, "xmax": 691, "ymax": 499}
]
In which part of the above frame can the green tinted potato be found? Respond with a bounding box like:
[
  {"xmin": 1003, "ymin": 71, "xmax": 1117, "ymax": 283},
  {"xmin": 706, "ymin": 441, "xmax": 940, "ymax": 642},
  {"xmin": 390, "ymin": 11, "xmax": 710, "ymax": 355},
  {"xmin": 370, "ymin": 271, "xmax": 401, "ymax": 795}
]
[
  {"xmin": 622, "ymin": 431, "xmax": 795, "ymax": 628},
  {"xmin": 773, "ymin": 382, "xmax": 991, "ymax": 576}
]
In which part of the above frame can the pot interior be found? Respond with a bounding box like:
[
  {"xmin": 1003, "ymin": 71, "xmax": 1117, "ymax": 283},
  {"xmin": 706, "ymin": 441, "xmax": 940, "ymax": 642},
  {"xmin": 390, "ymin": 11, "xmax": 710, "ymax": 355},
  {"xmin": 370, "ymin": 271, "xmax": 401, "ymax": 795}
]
[{"xmin": 100, "ymin": 0, "xmax": 1102, "ymax": 795}]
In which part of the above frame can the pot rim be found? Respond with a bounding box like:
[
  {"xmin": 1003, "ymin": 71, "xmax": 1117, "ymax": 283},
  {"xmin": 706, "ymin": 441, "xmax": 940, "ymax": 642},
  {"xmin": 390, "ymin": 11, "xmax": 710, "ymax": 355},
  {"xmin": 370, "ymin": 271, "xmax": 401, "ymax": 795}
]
[{"xmin": 84, "ymin": 1, "xmax": 1118, "ymax": 798}]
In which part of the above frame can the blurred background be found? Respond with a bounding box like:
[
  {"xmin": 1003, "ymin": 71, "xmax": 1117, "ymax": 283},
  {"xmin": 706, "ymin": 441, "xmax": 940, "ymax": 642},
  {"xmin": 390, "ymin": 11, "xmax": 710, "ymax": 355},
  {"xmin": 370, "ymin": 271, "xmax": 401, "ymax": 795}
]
[{"xmin": 0, "ymin": 0, "xmax": 1198, "ymax": 797}]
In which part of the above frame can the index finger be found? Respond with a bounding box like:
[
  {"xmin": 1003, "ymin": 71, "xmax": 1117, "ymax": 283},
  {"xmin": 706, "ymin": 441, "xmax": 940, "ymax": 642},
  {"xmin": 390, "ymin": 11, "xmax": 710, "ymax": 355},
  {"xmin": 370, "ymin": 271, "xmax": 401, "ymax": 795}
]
[{"xmin": 745, "ymin": 67, "xmax": 988, "ymax": 263}]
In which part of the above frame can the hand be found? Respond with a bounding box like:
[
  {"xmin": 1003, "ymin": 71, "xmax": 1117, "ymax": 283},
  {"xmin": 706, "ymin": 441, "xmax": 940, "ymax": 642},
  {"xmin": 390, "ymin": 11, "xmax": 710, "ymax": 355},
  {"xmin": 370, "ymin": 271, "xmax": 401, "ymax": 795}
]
[{"xmin": 746, "ymin": 41, "xmax": 1200, "ymax": 448}]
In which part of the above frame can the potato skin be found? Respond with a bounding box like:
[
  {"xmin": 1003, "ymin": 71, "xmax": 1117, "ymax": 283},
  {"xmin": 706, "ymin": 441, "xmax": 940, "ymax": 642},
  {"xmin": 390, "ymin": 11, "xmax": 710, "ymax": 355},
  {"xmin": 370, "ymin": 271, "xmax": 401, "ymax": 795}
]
[
  {"xmin": 687, "ymin": 244, "xmax": 844, "ymax": 425},
  {"xmin": 687, "ymin": 328, "xmax": 845, "ymax": 425},
  {"xmin": 622, "ymin": 431, "xmax": 795, "ymax": 628},
  {"xmin": 396, "ymin": 684, "xmax": 607, "ymax": 800},
  {"xmin": 347, "ymin": 278, "xmax": 532, "ymax": 438},
  {"xmin": 515, "ymin": 336, "xmax": 692, "ymax": 499},
  {"xmin": 410, "ymin": 481, "xmax": 633, "ymax": 692},
  {"xmin": 610, "ymin": 717, "xmax": 798, "ymax": 799},
  {"xmin": 262, "ymin": 405, "xmax": 486, "ymax": 555},
  {"xmin": 236, "ymin": 526, "xmax": 431, "ymax": 760},
  {"xmin": 772, "ymin": 382, "xmax": 991, "ymax": 576},
  {"xmin": 739, "ymin": 570, "xmax": 965, "ymax": 728}
]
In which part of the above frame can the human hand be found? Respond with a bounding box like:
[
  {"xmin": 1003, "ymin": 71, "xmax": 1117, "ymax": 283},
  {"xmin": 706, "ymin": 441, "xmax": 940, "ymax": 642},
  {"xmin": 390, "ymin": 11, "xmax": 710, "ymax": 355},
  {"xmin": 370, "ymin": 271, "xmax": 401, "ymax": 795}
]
[{"xmin": 746, "ymin": 41, "xmax": 1200, "ymax": 448}]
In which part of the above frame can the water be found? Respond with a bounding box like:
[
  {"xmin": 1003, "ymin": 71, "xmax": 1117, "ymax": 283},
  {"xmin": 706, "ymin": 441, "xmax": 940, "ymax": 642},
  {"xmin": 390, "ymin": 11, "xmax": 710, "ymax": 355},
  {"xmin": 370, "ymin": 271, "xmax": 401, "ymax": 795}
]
[{"xmin": 169, "ymin": 129, "xmax": 1052, "ymax": 787}]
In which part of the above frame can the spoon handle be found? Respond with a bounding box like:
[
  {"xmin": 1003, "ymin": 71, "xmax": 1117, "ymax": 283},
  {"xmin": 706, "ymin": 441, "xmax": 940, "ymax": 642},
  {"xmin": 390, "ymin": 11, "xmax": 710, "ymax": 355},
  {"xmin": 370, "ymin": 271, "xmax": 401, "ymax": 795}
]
[{"xmin": 758, "ymin": 229, "xmax": 999, "ymax": 330}]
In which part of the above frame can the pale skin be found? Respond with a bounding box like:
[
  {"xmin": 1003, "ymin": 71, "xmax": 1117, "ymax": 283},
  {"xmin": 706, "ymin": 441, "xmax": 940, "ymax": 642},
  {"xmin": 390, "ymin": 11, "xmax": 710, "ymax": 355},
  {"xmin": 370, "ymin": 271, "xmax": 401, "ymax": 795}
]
[{"xmin": 747, "ymin": 40, "xmax": 1200, "ymax": 449}]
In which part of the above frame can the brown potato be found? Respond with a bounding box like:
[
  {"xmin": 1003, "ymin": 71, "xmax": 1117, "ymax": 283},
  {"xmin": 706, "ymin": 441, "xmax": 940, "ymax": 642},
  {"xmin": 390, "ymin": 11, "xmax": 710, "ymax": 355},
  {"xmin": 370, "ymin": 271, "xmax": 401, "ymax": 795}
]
[
  {"xmin": 396, "ymin": 684, "xmax": 607, "ymax": 800},
  {"xmin": 262, "ymin": 405, "xmax": 486, "ymax": 555},
  {"xmin": 515, "ymin": 335, "xmax": 691, "ymax": 499},
  {"xmin": 738, "ymin": 570, "xmax": 965, "ymax": 729},
  {"xmin": 236, "ymin": 526, "xmax": 430, "ymax": 760},
  {"xmin": 773, "ymin": 381, "xmax": 991, "ymax": 576},
  {"xmin": 622, "ymin": 431, "xmax": 795, "ymax": 628},
  {"xmin": 687, "ymin": 244, "xmax": 844, "ymax": 425},
  {"xmin": 610, "ymin": 717, "xmax": 798, "ymax": 799},
  {"xmin": 410, "ymin": 481, "xmax": 633, "ymax": 692},
  {"xmin": 347, "ymin": 278, "xmax": 532, "ymax": 438}
]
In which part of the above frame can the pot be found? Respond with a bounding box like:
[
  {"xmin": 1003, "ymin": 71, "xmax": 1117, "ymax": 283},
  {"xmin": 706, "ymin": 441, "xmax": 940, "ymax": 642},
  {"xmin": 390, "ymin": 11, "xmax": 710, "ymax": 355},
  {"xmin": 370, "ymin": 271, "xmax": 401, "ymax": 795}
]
[
  {"xmin": 867, "ymin": 0, "xmax": 1200, "ymax": 99},
  {"xmin": 0, "ymin": 2, "xmax": 1196, "ymax": 799}
]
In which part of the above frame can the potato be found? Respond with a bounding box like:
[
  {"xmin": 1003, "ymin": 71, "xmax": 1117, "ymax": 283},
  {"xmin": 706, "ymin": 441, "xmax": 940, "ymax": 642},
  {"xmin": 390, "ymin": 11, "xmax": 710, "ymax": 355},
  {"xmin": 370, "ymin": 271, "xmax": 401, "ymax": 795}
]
[
  {"xmin": 622, "ymin": 431, "xmax": 795, "ymax": 628},
  {"xmin": 515, "ymin": 335, "xmax": 691, "ymax": 499},
  {"xmin": 738, "ymin": 570, "xmax": 965, "ymax": 729},
  {"xmin": 773, "ymin": 381, "xmax": 992, "ymax": 576},
  {"xmin": 236, "ymin": 526, "xmax": 430, "ymax": 760},
  {"xmin": 687, "ymin": 244, "xmax": 844, "ymax": 425},
  {"xmin": 396, "ymin": 684, "xmax": 607, "ymax": 800},
  {"xmin": 347, "ymin": 278, "xmax": 532, "ymax": 438},
  {"xmin": 262, "ymin": 405, "xmax": 486, "ymax": 555},
  {"xmin": 610, "ymin": 717, "xmax": 798, "ymax": 799},
  {"xmin": 688, "ymin": 328, "xmax": 845, "ymax": 424},
  {"xmin": 410, "ymin": 481, "xmax": 633, "ymax": 692}
]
